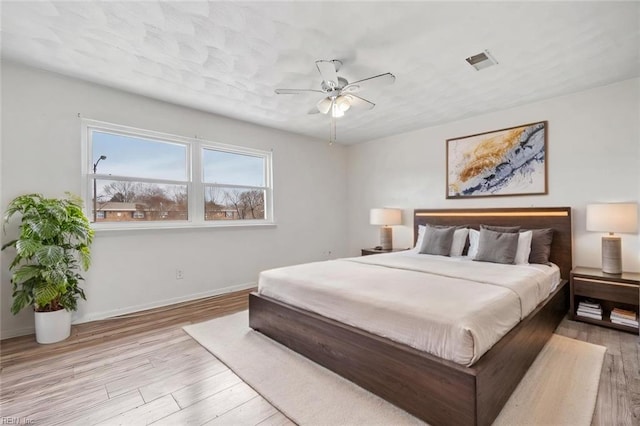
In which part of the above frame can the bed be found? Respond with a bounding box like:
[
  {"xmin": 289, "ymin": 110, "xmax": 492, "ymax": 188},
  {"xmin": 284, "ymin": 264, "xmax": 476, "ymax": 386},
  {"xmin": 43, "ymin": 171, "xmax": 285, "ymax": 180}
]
[{"xmin": 249, "ymin": 207, "xmax": 572, "ymax": 426}]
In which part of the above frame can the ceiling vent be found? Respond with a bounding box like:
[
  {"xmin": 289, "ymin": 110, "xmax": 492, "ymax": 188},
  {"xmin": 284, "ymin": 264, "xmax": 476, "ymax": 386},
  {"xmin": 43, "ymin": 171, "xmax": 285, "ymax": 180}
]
[{"xmin": 465, "ymin": 50, "xmax": 498, "ymax": 71}]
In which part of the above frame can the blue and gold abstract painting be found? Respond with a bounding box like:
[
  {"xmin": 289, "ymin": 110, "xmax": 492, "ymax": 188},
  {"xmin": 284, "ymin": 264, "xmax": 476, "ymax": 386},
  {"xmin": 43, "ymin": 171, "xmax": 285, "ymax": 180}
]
[{"xmin": 446, "ymin": 121, "xmax": 547, "ymax": 198}]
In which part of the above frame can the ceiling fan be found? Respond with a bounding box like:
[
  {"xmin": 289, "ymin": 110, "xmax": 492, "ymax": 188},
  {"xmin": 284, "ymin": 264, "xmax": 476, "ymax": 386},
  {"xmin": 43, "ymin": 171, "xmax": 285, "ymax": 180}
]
[{"xmin": 275, "ymin": 60, "xmax": 395, "ymax": 143}]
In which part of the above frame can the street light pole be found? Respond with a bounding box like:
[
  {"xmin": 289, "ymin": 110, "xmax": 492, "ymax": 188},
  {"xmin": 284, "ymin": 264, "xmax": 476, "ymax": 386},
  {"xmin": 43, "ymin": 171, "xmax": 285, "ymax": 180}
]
[{"xmin": 92, "ymin": 155, "xmax": 107, "ymax": 222}]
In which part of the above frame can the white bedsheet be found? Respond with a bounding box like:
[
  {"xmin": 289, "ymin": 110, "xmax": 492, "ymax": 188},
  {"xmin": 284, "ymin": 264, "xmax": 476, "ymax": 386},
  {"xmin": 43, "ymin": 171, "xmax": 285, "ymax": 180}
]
[{"xmin": 258, "ymin": 252, "xmax": 561, "ymax": 366}]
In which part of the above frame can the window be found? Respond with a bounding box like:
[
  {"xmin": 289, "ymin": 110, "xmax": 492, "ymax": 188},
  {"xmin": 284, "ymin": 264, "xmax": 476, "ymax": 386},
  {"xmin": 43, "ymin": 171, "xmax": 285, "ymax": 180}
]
[
  {"xmin": 203, "ymin": 149, "xmax": 267, "ymax": 221},
  {"xmin": 83, "ymin": 120, "xmax": 273, "ymax": 228}
]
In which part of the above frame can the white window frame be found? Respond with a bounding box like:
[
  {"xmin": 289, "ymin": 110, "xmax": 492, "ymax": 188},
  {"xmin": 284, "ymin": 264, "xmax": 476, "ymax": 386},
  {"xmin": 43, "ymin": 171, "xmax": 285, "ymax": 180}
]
[
  {"xmin": 81, "ymin": 119, "xmax": 274, "ymax": 230},
  {"xmin": 201, "ymin": 143, "xmax": 271, "ymax": 222}
]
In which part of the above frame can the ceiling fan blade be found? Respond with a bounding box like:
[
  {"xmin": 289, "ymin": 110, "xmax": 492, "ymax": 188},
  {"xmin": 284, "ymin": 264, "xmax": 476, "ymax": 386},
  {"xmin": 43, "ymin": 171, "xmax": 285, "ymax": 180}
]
[
  {"xmin": 345, "ymin": 95, "xmax": 375, "ymax": 110},
  {"xmin": 315, "ymin": 60, "xmax": 340, "ymax": 89},
  {"xmin": 275, "ymin": 88, "xmax": 324, "ymax": 95},
  {"xmin": 316, "ymin": 97, "xmax": 333, "ymax": 114},
  {"xmin": 342, "ymin": 72, "xmax": 396, "ymax": 93},
  {"xmin": 307, "ymin": 107, "xmax": 321, "ymax": 114}
]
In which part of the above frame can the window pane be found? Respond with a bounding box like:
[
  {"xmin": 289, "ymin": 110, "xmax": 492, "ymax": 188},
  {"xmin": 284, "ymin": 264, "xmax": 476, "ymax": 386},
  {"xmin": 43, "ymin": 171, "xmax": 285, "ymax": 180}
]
[
  {"xmin": 203, "ymin": 149, "xmax": 264, "ymax": 186},
  {"xmin": 93, "ymin": 179, "xmax": 188, "ymax": 222},
  {"xmin": 204, "ymin": 187, "xmax": 265, "ymax": 221},
  {"xmin": 92, "ymin": 131, "xmax": 187, "ymax": 181}
]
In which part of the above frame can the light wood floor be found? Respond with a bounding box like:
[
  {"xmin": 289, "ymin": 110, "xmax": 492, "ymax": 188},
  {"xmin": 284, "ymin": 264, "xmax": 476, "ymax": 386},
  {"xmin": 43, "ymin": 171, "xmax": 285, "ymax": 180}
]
[
  {"xmin": 555, "ymin": 318, "xmax": 639, "ymax": 426},
  {"xmin": 1, "ymin": 289, "xmax": 638, "ymax": 425}
]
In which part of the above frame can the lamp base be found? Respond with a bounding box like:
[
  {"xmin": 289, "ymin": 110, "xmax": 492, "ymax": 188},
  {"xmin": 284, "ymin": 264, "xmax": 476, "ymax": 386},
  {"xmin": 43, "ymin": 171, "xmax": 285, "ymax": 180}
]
[
  {"xmin": 380, "ymin": 226, "xmax": 393, "ymax": 250},
  {"xmin": 601, "ymin": 236, "xmax": 622, "ymax": 274}
]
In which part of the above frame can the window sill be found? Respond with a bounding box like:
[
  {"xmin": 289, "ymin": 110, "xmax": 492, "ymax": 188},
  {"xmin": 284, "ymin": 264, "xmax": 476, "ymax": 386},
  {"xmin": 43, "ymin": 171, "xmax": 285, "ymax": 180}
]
[{"xmin": 92, "ymin": 221, "xmax": 277, "ymax": 233}]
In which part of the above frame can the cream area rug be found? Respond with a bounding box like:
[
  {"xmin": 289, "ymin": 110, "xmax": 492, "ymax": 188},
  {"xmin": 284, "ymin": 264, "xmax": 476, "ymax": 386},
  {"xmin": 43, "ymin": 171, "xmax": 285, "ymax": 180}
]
[{"xmin": 184, "ymin": 311, "xmax": 606, "ymax": 426}]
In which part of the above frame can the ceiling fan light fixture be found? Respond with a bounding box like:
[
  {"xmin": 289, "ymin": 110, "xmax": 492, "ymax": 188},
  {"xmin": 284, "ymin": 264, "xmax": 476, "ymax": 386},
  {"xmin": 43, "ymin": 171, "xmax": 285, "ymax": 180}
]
[
  {"xmin": 274, "ymin": 59, "xmax": 395, "ymax": 143},
  {"xmin": 336, "ymin": 96, "xmax": 351, "ymax": 112},
  {"xmin": 330, "ymin": 100, "xmax": 345, "ymax": 118}
]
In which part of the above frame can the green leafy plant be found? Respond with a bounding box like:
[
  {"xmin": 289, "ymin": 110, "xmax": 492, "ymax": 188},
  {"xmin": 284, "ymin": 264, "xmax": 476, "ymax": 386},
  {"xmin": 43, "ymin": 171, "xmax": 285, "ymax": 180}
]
[{"xmin": 2, "ymin": 193, "xmax": 94, "ymax": 314}]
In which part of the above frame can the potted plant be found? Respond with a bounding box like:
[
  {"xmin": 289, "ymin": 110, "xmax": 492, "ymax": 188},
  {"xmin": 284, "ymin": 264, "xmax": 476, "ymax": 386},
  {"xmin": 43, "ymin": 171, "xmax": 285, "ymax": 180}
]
[{"xmin": 2, "ymin": 193, "xmax": 94, "ymax": 344}]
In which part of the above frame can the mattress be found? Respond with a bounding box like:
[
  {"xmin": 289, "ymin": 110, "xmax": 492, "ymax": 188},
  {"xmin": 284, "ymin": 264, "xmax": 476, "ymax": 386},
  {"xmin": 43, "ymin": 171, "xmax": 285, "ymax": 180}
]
[{"xmin": 258, "ymin": 251, "xmax": 561, "ymax": 366}]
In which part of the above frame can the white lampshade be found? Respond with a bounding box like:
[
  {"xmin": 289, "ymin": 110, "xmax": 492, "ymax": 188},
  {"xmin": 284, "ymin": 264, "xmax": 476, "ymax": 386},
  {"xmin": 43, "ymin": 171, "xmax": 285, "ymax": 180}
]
[
  {"xmin": 586, "ymin": 203, "xmax": 638, "ymax": 233},
  {"xmin": 370, "ymin": 208, "xmax": 402, "ymax": 226}
]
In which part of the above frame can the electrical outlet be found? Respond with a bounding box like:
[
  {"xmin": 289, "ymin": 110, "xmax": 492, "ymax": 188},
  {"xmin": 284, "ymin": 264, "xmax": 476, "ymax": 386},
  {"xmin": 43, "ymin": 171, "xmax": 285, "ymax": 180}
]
[{"xmin": 176, "ymin": 269, "xmax": 184, "ymax": 280}]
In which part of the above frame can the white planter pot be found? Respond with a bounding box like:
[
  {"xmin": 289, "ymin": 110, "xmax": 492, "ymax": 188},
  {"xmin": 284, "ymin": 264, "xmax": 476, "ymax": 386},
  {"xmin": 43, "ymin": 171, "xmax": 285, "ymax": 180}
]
[{"xmin": 35, "ymin": 309, "xmax": 71, "ymax": 344}]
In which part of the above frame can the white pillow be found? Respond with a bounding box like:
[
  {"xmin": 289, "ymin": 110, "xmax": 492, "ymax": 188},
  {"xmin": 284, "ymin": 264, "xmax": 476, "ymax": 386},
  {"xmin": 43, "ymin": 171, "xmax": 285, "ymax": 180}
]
[
  {"xmin": 468, "ymin": 228, "xmax": 480, "ymax": 258},
  {"xmin": 469, "ymin": 228, "xmax": 532, "ymax": 264},
  {"xmin": 450, "ymin": 228, "xmax": 469, "ymax": 256},
  {"xmin": 414, "ymin": 225, "xmax": 468, "ymax": 256},
  {"xmin": 413, "ymin": 225, "xmax": 426, "ymax": 252},
  {"xmin": 514, "ymin": 230, "xmax": 533, "ymax": 265}
]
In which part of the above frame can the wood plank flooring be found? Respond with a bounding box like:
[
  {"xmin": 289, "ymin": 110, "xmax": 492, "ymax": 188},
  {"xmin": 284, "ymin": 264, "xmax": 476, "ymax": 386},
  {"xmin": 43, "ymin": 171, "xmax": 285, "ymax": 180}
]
[
  {"xmin": 555, "ymin": 319, "xmax": 639, "ymax": 426},
  {"xmin": 0, "ymin": 288, "xmax": 291, "ymax": 426},
  {"xmin": 0, "ymin": 288, "xmax": 253, "ymax": 369},
  {"xmin": 1, "ymin": 289, "xmax": 638, "ymax": 425}
]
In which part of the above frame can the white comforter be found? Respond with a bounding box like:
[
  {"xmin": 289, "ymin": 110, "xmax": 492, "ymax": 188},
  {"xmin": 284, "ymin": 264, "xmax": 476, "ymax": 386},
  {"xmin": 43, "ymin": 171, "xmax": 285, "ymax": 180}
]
[{"xmin": 258, "ymin": 252, "xmax": 559, "ymax": 366}]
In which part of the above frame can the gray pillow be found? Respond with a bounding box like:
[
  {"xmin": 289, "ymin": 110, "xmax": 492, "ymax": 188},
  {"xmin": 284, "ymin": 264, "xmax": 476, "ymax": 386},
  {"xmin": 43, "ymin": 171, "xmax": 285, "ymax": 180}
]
[
  {"xmin": 474, "ymin": 228, "xmax": 519, "ymax": 264},
  {"xmin": 480, "ymin": 224, "xmax": 521, "ymax": 233},
  {"xmin": 528, "ymin": 228, "xmax": 554, "ymax": 264},
  {"xmin": 419, "ymin": 225, "xmax": 455, "ymax": 256}
]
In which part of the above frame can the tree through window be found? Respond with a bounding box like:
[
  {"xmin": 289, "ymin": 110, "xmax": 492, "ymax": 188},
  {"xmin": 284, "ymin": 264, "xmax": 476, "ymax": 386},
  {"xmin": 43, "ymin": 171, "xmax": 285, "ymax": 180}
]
[
  {"xmin": 90, "ymin": 131, "xmax": 188, "ymax": 223},
  {"xmin": 202, "ymin": 149, "xmax": 267, "ymax": 221}
]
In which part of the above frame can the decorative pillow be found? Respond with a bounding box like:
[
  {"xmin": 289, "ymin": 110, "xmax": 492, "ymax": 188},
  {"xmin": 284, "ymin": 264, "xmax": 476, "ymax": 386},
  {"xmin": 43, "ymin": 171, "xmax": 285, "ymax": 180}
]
[
  {"xmin": 450, "ymin": 228, "xmax": 470, "ymax": 257},
  {"xmin": 468, "ymin": 228, "xmax": 480, "ymax": 258},
  {"xmin": 514, "ymin": 230, "xmax": 533, "ymax": 265},
  {"xmin": 480, "ymin": 224, "xmax": 521, "ymax": 233},
  {"xmin": 474, "ymin": 228, "xmax": 519, "ymax": 264},
  {"xmin": 528, "ymin": 228, "xmax": 554, "ymax": 264},
  {"xmin": 415, "ymin": 225, "xmax": 469, "ymax": 256},
  {"xmin": 419, "ymin": 225, "xmax": 456, "ymax": 256}
]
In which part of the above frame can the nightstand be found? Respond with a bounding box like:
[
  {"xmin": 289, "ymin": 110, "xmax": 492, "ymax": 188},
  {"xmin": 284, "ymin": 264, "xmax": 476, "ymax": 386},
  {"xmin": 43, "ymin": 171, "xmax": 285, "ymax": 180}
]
[
  {"xmin": 570, "ymin": 267, "xmax": 639, "ymax": 334},
  {"xmin": 361, "ymin": 248, "xmax": 408, "ymax": 256}
]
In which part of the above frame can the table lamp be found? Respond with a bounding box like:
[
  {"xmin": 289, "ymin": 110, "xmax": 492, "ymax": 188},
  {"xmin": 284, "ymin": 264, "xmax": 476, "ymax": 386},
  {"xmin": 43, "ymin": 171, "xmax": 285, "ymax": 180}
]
[
  {"xmin": 370, "ymin": 208, "xmax": 402, "ymax": 250},
  {"xmin": 586, "ymin": 203, "xmax": 638, "ymax": 274}
]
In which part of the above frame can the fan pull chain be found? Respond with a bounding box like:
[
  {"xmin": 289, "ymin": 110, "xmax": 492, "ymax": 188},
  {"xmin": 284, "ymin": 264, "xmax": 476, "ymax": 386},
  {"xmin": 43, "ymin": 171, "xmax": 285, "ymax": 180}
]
[{"xmin": 329, "ymin": 115, "xmax": 336, "ymax": 145}]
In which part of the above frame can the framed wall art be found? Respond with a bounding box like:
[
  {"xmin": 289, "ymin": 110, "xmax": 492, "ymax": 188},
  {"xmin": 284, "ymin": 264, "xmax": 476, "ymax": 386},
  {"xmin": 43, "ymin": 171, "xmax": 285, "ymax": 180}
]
[{"xmin": 446, "ymin": 121, "xmax": 548, "ymax": 199}]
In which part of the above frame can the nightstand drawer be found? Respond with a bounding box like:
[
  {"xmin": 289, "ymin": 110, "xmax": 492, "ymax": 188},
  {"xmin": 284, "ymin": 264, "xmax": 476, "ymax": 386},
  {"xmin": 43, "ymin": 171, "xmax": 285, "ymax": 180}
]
[{"xmin": 573, "ymin": 277, "xmax": 638, "ymax": 304}]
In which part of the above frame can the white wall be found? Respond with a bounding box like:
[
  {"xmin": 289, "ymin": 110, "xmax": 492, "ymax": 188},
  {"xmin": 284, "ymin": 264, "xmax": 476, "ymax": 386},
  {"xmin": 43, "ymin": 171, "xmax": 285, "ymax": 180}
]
[
  {"xmin": 0, "ymin": 62, "xmax": 348, "ymax": 338},
  {"xmin": 347, "ymin": 78, "xmax": 640, "ymax": 272},
  {"xmin": 2, "ymin": 62, "xmax": 638, "ymax": 339}
]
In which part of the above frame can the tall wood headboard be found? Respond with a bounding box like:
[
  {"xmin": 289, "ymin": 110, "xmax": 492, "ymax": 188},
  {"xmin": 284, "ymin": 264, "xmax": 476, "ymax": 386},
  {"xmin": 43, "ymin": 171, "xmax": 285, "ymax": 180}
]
[{"xmin": 414, "ymin": 207, "xmax": 573, "ymax": 279}]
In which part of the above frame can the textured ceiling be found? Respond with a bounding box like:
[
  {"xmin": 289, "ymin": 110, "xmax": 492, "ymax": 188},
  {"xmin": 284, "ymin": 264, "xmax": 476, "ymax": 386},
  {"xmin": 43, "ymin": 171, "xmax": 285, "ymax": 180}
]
[{"xmin": 2, "ymin": 1, "xmax": 639, "ymax": 144}]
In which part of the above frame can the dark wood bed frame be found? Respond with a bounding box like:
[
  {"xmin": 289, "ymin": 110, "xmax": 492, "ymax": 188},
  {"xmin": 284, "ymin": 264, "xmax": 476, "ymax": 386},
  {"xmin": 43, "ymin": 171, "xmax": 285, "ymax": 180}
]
[{"xmin": 249, "ymin": 207, "xmax": 572, "ymax": 426}]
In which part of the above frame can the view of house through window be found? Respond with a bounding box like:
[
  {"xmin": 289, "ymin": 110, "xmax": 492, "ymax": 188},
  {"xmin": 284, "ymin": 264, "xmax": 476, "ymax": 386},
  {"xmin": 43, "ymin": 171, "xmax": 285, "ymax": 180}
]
[
  {"xmin": 93, "ymin": 180, "xmax": 189, "ymax": 222},
  {"xmin": 86, "ymin": 121, "xmax": 272, "ymax": 226},
  {"xmin": 203, "ymin": 149, "xmax": 266, "ymax": 221},
  {"xmin": 91, "ymin": 131, "xmax": 189, "ymax": 223}
]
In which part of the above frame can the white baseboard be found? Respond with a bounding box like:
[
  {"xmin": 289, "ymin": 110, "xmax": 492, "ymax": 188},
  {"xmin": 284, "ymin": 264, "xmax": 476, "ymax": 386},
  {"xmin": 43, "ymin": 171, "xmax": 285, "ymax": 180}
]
[
  {"xmin": 1, "ymin": 282, "xmax": 256, "ymax": 339},
  {"xmin": 1, "ymin": 325, "xmax": 36, "ymax": 340},
  {"xmin": 72, "ymin": 282, "xmax": 257, "ymax": 324}
]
